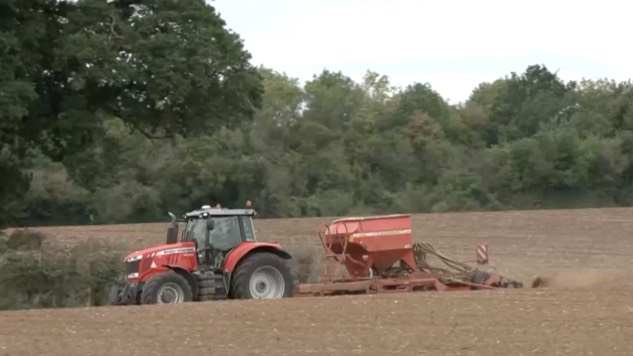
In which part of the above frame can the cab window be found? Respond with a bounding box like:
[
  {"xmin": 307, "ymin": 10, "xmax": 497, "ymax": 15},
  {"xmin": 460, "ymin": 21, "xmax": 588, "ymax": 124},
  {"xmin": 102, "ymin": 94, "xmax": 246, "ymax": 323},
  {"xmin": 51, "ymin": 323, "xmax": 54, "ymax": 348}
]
[
  {"xmin": 210, "ymin": 216, "xmax": 243, "ymax": 251},
  {"xmin": 242, "ymin": 216, "xmax": 256, "ymax": 241}
]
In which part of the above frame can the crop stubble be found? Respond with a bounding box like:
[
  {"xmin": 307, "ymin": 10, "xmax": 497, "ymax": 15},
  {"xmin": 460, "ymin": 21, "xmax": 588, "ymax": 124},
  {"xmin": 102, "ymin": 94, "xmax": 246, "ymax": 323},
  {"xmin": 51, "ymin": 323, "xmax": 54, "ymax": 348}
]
[{"xmin": 1, "ymin": 207, "xmax": 633, "ymax": 355}]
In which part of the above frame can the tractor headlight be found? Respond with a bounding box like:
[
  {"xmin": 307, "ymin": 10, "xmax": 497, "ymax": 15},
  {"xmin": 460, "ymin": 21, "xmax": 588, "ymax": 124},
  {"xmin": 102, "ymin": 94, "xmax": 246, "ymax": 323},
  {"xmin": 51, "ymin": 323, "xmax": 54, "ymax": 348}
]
[{"xmin": 125, "ymin": 254, "xmax": 143, "ymax": 263}]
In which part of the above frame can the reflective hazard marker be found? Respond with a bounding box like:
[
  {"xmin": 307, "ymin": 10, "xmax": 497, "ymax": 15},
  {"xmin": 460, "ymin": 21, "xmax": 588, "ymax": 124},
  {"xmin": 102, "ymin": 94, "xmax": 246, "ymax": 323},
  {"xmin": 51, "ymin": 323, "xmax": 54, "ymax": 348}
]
[{"xmin": 476, "ymin": 244, "xmax": 489, "ymax": 265}]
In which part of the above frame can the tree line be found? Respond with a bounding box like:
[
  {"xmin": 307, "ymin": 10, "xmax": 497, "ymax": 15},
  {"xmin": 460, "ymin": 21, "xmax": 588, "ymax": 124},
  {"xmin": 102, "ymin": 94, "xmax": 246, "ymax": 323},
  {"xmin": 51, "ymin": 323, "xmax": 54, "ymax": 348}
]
[{"xmin": 2, "ymin": 0, "xmax": 632, "ymax": 228}]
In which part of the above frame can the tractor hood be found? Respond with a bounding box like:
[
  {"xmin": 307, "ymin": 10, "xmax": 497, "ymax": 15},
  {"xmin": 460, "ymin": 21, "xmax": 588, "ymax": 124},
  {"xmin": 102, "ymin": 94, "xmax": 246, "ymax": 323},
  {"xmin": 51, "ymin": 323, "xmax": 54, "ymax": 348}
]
[{"xmin": 124, "ymin": 242, "xmax": 196, "ymax": 262}]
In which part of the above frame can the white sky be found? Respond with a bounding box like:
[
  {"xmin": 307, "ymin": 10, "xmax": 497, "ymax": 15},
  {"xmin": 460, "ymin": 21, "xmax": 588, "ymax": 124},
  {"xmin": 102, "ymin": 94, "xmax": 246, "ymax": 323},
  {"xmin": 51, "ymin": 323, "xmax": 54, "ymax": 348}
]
[{"xmin": 211, "ymin": 0, "xmax": 632, "ymax": 104}]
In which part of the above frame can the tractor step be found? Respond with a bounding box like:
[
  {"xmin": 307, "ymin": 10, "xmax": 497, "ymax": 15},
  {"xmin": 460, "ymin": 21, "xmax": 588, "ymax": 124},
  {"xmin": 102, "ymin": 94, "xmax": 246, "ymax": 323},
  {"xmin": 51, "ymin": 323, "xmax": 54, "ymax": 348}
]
[{"xmin": 194, "ymin": 270, "xmax": 227, "ymax": 301}]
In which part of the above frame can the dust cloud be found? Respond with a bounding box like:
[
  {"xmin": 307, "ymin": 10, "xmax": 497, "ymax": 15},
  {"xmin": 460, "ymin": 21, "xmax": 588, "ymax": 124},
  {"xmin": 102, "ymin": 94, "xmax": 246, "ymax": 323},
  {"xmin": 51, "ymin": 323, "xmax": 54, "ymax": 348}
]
[{"xmin": 531, "ymin": 269, "xmax": 626, "ymax": 289}]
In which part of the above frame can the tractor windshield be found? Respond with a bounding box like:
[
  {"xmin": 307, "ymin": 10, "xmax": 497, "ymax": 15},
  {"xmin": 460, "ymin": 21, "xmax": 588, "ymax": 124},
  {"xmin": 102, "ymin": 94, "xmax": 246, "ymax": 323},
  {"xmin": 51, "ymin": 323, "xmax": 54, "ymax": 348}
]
[{"xmin": 184, "ymin": 216, "xmax": 243, "ymax": 252}]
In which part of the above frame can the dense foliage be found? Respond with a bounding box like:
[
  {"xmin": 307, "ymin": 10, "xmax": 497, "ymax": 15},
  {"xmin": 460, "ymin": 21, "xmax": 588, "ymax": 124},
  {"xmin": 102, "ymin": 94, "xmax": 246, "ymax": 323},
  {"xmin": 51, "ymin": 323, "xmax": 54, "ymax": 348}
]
[
  {"xmin": 0, "ymin": 229, "xmax": 123, "ymax": 310},
  {"xmin": 2, "ymin": 0, "xmax": 633, "ymax": 228}
]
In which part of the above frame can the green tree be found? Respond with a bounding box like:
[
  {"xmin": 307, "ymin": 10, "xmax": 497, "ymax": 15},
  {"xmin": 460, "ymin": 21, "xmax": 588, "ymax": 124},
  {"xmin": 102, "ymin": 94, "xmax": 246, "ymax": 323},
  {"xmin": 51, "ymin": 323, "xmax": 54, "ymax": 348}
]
[
  {"xmin": 483, "ymin": 65, "xmax": 576, "ymax": 145},
  {"xmin": 0, "ymin": 0, "xmax": 264, "ymax": 226}
]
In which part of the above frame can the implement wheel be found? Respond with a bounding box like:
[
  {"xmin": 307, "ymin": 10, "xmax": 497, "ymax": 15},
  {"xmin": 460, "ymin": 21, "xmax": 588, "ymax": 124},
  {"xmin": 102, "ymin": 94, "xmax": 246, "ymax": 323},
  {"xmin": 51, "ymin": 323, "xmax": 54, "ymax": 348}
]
[{"xmin": 231, "ymin": 252, "xmax": 295, "ymax": 299}]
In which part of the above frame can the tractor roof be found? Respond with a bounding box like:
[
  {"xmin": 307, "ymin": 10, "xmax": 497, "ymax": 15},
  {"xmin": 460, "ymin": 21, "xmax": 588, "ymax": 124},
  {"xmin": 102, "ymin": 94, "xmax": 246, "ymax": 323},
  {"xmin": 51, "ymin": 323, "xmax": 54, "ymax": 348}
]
[{"xmin": 184, "ymin": 206, "xmax": 257, "ymax": 219}]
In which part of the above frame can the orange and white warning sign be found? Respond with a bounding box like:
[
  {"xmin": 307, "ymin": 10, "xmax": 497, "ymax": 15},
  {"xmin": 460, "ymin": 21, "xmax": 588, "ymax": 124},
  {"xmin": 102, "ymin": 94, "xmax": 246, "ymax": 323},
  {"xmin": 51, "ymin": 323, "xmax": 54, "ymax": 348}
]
[{"xmin": 476, "ymin": 244, "xmax": 489, "ymax": 264}]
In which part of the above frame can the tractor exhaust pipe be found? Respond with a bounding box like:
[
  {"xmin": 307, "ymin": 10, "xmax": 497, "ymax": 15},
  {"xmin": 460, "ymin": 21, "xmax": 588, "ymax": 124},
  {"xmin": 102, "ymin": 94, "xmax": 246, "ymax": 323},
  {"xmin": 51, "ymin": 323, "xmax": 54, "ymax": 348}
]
[{"xmin": 166, "ymin": 211, "xmax": 178, "ymax": 244}]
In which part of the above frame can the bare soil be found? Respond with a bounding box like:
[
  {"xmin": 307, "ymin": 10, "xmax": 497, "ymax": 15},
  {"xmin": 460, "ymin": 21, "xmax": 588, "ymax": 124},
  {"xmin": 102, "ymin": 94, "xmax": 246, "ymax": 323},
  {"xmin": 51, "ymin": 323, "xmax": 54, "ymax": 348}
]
[{"xmin": 2, "ymin": 207, "xmax": 633, "ymax": 355}]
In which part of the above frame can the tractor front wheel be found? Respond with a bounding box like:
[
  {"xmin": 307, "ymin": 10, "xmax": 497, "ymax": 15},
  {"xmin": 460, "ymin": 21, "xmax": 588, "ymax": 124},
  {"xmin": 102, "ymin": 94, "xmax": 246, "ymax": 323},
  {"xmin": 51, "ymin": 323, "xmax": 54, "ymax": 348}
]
[
  {"xmin": 141, "ymin": 271, "xmax": 193, "ymax": 304},
  {"xmin": 231, "ymin": 252, "xmax": 295, "ymax": 299}
]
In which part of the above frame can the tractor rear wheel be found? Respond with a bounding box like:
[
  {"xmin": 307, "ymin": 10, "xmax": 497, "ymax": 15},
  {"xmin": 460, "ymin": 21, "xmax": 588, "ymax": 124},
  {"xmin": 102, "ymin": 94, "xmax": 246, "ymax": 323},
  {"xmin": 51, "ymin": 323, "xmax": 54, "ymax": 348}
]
[
  {"xmin": 141, "ymin": 271, "xmax": 193, "ymax": 304},
  {"xmin": 231, "ymin": 252, "xmax": 295, "ymax": 299}
]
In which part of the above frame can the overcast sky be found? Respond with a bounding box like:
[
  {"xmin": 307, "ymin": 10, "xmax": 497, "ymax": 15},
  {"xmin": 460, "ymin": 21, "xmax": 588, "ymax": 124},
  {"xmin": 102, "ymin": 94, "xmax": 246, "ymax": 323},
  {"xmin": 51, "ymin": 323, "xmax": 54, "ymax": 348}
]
[{"xmin": 211, "ymin": 0, "xmax": 632, "ymax": 104}]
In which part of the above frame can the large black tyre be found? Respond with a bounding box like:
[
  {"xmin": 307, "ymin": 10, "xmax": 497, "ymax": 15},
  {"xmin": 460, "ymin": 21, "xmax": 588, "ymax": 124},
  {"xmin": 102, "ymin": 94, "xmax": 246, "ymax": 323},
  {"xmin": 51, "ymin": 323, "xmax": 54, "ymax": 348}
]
[
  {"xmin": 141, "ymin": 271, "xmax": 193, "ymax": 304},
  {"xmin": 231, "ymin": 252, "xmax": 295, "ymax": 299}
]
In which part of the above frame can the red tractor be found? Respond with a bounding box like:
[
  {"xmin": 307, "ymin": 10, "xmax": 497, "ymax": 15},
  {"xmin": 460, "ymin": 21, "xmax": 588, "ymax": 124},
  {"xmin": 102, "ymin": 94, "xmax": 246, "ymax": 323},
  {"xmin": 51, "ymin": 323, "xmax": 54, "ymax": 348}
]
[{"xmin": 109, "ymin": 204, "xmax": 296, "ymax": 305}]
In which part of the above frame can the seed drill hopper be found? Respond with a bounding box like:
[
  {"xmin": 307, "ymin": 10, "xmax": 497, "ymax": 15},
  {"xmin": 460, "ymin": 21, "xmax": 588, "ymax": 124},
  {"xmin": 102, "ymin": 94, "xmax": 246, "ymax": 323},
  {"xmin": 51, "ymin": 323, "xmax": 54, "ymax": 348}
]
[{"xmin": 297, "ymin": 214, "xmax": 522, "ymax": 296}]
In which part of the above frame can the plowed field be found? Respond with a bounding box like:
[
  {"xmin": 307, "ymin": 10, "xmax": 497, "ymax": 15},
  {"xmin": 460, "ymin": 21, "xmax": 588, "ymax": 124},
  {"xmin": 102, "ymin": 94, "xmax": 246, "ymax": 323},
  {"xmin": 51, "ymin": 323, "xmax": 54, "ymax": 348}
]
[{"xmin": 2, "ymin": 207, "xmax": 633, "ymax": 355}]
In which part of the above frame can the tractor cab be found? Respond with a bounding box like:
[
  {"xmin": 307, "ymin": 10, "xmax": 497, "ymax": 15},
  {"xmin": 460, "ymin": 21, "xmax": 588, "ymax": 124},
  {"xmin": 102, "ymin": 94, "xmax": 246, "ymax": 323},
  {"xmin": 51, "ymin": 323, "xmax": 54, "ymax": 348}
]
[{"xmin": 176, "ymin": 205, "xmax": 257, "ymax": 269}]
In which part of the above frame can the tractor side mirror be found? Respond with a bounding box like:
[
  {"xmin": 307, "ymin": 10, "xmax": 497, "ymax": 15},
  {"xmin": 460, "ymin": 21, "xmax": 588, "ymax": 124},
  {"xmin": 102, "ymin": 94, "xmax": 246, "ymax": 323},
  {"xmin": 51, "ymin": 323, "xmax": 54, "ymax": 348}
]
[
  {"xmin": 166, "ymin": 211, "xmax": 179, "ymax": 244},
  {"xmin": 206, "ymin": 218, "xmax": 214, "ymax": 231}
]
